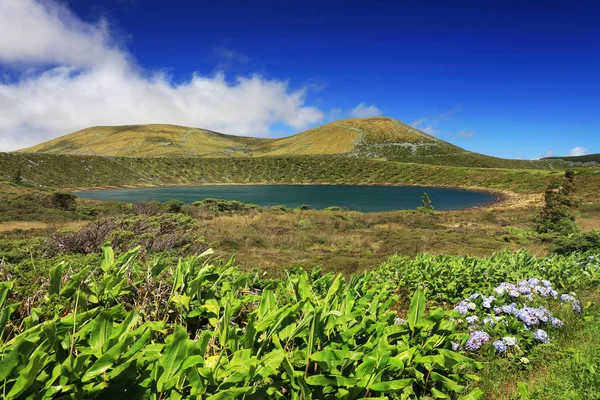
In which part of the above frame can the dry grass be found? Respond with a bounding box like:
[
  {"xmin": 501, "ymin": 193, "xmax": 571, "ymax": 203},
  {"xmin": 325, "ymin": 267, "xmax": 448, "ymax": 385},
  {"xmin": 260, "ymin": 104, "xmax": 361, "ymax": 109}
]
[
  {"xmin": 182, "ymin": 203, "xmax": 565, "ymax": 273},
  {"xmin": 0, "ymin": 220, "xmax": 86, "ymax": 232}
]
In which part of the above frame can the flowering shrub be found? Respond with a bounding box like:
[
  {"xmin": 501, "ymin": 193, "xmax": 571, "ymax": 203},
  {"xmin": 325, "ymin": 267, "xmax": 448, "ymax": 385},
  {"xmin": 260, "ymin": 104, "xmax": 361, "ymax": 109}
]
[
  {"xmin": 375, "ymin": 251, "xmax": 599, "ymax": 304},
  {"xmin": 452, "ymin": 277, "xmax": 582, "ymax": 358}
]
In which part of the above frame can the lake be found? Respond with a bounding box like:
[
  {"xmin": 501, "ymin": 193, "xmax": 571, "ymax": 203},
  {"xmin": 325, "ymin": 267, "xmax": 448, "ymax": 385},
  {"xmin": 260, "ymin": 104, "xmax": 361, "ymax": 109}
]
[{"xmin": 75, "ymin": 185, "xmax": 497, "ymax": 212}]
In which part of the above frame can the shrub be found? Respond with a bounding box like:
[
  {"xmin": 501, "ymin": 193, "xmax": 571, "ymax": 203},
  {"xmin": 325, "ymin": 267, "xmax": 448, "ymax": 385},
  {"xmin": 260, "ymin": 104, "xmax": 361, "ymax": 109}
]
[
  {"xmin": 50, "ymin": 191, "xmax": 77, "ymax": 211},
  {"xmin": 163, "ymin": 199, "xmax": 184, "ymax": 213},
  {"xmin": 132, "ymin": 201, "xmax": 164, "ymax": 216},
  {"xmin": 550, "ymin": 230, "xmax": 600, "ymax": 254},
  {"xmin": 420, "ymin": 192, "xmax": 434, "ymax": 210},
  {"xmin": 324, "ymin": 206, "xmax": 349, "ymax": 212},
  {"xmin": 270, "ymin": 205, "xmax": 290, "ymax": 212},
  {"xmin": 192, "ymin": 198, "xmax": 260, "ymax": 213},
  {"xmin": 10, "ymin": 169, "xmax": 22, "ymax": 185},
  {"xmin": 534, "ymin": 170, "xmax": 579, "ymax": 235}
]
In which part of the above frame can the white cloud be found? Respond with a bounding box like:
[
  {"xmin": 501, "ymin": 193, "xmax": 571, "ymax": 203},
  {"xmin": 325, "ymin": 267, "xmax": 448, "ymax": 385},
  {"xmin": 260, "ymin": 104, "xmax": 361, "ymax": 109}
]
[
  {"xmin": 349, "ymin": 103, "xmax": 382, "ymax": 118},
  {"xmin": 567, "ymin": 146, "xmax": 589, "ymax": 157},
  {"xmin": 536, "ymin": 150, "xmax": 553, "ymax": 160},
  {"xmin": 0, "ymin": 0, "xmax": 324, "ymax": 151},
  {"xmin": 421, "ymin": 125, "xmax": 440, "ymax": 135},
  {"xmin": 455, "ymin": 130, "xmax": 475, "ymax": 139},
  {"xmin": 410, "ymin": 105, "xmax": 463, "ymax": 137},
  {"xmin": 410, "ymin": 118, "xmax": 426, "ymax": 129}
]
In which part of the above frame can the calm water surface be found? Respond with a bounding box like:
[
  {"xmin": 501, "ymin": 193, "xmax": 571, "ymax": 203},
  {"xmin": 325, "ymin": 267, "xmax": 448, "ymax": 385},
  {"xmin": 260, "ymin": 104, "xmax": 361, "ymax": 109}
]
[{"xmin": 75, "ymin": 185, "xmax": 496, "ymax": 212}]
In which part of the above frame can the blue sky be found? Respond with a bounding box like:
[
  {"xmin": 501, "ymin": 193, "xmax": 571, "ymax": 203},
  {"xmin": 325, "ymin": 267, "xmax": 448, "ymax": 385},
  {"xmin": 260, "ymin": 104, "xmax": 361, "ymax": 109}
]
[{"xmin": 0, "ymin": 0, "xmax": 598, "ymax": 158}]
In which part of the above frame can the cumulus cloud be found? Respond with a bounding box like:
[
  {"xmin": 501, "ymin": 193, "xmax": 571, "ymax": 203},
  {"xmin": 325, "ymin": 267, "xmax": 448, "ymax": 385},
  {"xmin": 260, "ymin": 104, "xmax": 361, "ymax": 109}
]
[
  {"xmin": 567, "ymin": 146, "xmax": 589, "ymax": 156},
  {"xmin": 0, "ymin": 0, "xmax": 324, "ymax": 151},
  {"xmin": 349, "ymin": 103, "xmax": 382, "ymax": 118}
]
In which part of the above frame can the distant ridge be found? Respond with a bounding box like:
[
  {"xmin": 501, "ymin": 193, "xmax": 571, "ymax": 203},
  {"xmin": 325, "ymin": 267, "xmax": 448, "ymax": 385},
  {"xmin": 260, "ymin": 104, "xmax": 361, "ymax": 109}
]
[
  {"xmin": 543, "ymin": 154, "xmax": 600, "ymax": 163},
  {"xmin": 18, "ymin": 117, "xmax": 596, "ymax": 169}
]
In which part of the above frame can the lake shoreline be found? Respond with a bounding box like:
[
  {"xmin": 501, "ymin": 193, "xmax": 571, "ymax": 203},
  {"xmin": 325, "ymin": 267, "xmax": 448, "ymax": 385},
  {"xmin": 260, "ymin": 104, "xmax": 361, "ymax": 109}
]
[{"xmin": 72, "ymin": 182, "xmax": 511, "ymax": 212}]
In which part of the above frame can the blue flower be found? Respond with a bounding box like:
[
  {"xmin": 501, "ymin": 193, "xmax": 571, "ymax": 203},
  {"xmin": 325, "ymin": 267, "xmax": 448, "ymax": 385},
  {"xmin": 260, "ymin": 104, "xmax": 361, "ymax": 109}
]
[
  {"xmin": 466, "ymin": 315, "xmax": 479, "ymax": 325},
  {"xmin": 518, "ymin": 286, "xmax": 532, "ymax": 295},
  {"xmin": 528, "ymin": 278, "xmax": 540, "ymax": 286},
  {"xmin": 534, "ymin": 329, "xmax": 550, "ymax": 344},
  {"xmin": 455, "ymin": 301, "xmax": 469, "ymax": 315},
  {"xmin": 541, "ymin": 279, "xmax": 552, "ymax": 288},
  {"xmin": 465, "ymin": 330, "xmax": 491, "ymax": 351},
  {"xmin": 452, "ymin": 342, "xmax": 460, "ymax": 351},
  {"xmin": 493, "ymin": 340, "xmax": 507, "ymax": 353},
  {"xmin": 551, "ymin": 318, "xmax": 564, "ymax": 328}
]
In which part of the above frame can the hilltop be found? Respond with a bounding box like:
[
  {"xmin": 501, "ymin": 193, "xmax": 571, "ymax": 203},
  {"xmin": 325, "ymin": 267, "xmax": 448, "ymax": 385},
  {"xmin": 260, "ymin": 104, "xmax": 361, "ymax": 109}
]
[{"xmin": 19, "ymin": 117, "xmax": 595, "ymax": 169}]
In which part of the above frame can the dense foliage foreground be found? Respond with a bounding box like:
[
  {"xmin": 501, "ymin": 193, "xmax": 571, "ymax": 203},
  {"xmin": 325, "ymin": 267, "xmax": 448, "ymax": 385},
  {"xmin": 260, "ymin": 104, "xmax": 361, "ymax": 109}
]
[{"xmin": 0, "ymin": 248, "xmax": 598, "ymax": 399}]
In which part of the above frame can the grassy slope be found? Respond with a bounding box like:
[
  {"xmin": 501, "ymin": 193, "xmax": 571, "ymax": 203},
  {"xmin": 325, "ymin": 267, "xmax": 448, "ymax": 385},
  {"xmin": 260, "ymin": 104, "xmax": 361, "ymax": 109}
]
[
  {"xmin": 21, "ymin": 124, "xmax": 268, "ymax": 158},
  {"xmin": 544, "ymin": 153, "xmax": 600, "ymax": 163},
  {"xmin": 18, "ymin": 117, "xmax": 597, "ymax": 169},
  {"xmin": 1, "ymin": 151, "xmax": 586, "ymax": 194}
]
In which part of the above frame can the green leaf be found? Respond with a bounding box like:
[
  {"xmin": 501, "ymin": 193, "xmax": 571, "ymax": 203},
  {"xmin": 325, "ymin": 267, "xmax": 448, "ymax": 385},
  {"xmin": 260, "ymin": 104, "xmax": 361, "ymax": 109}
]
[
  {"xmin": 206, "ymin": 387, "xmax": 252, "ymax": 400},
  {"xmin": 81, "ymin": 338, "xmax": 128, "ymax": 382},
  {"xmin": 516, "ymin": 382, "xmax": 530, "ymax": 400},
  {"xmin": 311, "ymin": 349, "xmax": 364, "ymax": 362},
  {"xmin": 7, "ymin": 346, "xmax": 48, "ymax": 399},
  {"xmin": 429, "ymin": 372, "xmax": 464, "ymax": 393},
  {"xmin": 49, "ymin": 262, "xmax": 64, "ymax": 296},
  {"xmin": 254, "ymin": 349, "xmax": 285, "ymax": 379},
  {"xmin": 459, "ymin": 388, "xmax": 484, "ymax": 400},
  {"xmin": 369, "ymin": 379, "xmax": 413, "ymax": 392},
  {"xmin": 306, "ymin": 374, "xmax": 361, "ymax": 387},
  {"xmin": 156, "ymin": 325, "xmax": 189, "ymax": 392},
  {"xmin": 407, "ymin": 288, "xmax": 426, "ymax": 331}
]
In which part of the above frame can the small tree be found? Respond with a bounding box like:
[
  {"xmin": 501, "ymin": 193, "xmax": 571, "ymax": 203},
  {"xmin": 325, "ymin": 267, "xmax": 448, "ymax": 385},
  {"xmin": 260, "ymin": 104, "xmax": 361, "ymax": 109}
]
[
  {"xmin": 10, "ymin": 169, "xmax": 22, "ymax": 185},
  {"xmin": 51, "ymin": 192, "xmax": 77, "ymax": 211},
  {"xmin": 534, "ymin": 170, "xmax": 579, "ymax": 235},
  {"xmin": 420, "ymin": 192, "xmax": 434, "ymax": 210}
]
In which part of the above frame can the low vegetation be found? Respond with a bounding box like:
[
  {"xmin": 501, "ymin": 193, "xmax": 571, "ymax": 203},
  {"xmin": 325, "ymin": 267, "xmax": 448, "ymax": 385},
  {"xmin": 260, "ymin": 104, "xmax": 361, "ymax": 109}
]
[{"xmin": 1, "ymin": 244, "xmax": 598, "ymax": 399}]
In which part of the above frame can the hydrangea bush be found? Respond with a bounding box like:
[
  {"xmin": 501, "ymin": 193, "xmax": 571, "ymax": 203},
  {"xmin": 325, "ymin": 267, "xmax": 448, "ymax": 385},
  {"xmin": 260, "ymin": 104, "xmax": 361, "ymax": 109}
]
[{"xmin": 451, "ymin": 277, "xmax": 582, "ymax": 358}]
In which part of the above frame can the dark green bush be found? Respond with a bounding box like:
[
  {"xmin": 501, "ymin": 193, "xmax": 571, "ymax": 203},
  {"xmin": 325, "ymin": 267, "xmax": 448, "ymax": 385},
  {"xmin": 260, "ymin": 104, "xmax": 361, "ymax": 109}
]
[
  {"xmin": 550, "ymin": 230, "xmax": 600, "ymax": 254},
  {"xmin": 534, "ymin": 170, "xmax": 579, "ymax": 235},
  {"xmin": 163, "ymin": 199, "xmax": 184, "ymax": 213},
  {"xmin": 50, "ymin": 191, "xmax": 77, "ymax": 211},
  {"xmin": 192, "ymin": 198, "xmax": 261, "ymax": 213}
]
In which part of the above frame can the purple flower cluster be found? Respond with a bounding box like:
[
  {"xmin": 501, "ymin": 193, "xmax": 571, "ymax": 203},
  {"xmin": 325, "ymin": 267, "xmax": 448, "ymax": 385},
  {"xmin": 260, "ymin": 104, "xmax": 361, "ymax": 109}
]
[
  {"xmin": 560, "ymin": 293, "xmax": 582, "ymax": 313},
  {"xmin": 455, "ymin": 300, "xmax": 476, "ymax": 315},
  {"xmin": 451, "ymin": 277, "xmax": 580, "ymax": 355},
  {"xmin": 533, "ymin": 329, "xmax": 550, "ymax": 344},
  {"xmin": 465, "ymin": 330, "xmax": 490, "ymax": 351},
  {"xmin": 493, "ymin": 340, "xmax": 506, "ymax": 353}
]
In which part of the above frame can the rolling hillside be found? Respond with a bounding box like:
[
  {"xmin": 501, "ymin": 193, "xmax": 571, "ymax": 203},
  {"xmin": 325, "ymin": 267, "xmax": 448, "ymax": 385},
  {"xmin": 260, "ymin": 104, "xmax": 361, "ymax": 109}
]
[
  {"xmin": 543, "ymin": 154, "xmax": 600, "ymax": 163},
  {"xmin": 19, "ymin": 117, "xmax": 597, "ymax": 169},
  {"xmin": 21, "ymin": 124, "xmax": 267, "ymax": 158}
]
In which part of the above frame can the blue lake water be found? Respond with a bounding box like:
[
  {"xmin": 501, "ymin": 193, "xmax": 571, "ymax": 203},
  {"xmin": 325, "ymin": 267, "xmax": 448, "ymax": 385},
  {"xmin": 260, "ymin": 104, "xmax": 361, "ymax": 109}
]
[{"xmin": 75, "ymin": 185, "xmax": 497, "ymax": 212}]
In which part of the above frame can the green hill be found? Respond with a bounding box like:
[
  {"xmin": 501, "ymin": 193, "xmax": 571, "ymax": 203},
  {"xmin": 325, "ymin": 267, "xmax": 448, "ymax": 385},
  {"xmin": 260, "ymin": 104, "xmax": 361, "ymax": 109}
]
[
  {"xmin": 543, "ymin": 154, "xmax": 600, "ymax": 163},
  {"xmin": 18, "ymin": 117, "xmax": 597, "ymax": 169}
]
